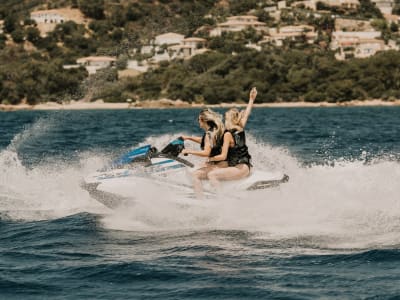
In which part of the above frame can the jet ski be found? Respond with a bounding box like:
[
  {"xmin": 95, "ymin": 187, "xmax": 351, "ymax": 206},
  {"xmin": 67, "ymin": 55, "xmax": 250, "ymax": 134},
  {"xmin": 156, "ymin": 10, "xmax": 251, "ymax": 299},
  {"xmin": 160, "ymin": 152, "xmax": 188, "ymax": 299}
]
[{"xmin": 82, "ymin": 137, "xmax": 289, "ymax": 209}]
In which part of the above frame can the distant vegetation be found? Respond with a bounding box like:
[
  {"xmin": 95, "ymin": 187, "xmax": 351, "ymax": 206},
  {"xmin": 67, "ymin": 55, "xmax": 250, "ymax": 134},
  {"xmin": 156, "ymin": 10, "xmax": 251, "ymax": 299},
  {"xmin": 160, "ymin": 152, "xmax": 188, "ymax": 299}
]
[
  {"xmin": 0, "ymin": 0, "xmax": 399, "ymax": 104},
  {"xmin": 126, "ymin": 48, "xmax": 400, "ymax": 104}
]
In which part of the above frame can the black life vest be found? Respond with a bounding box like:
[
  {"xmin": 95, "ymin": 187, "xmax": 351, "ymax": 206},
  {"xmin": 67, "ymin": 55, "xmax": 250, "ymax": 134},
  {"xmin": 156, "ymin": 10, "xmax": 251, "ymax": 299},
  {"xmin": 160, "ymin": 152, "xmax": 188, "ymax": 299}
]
[
  {"xmin": 200, "ymin": 132, "xmax": 222, "ymax": 157},
  {"xmin": 227, "ymin": 129, "xmax": 251, "ymax": 167}
]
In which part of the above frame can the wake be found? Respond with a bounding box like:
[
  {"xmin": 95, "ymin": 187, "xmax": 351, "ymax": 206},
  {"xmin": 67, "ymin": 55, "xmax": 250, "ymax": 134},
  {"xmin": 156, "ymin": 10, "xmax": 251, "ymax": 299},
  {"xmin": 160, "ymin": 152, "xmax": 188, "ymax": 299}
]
[{"xmin": 1, "ymin": 122, "xmax": 400, "ymax": 250}]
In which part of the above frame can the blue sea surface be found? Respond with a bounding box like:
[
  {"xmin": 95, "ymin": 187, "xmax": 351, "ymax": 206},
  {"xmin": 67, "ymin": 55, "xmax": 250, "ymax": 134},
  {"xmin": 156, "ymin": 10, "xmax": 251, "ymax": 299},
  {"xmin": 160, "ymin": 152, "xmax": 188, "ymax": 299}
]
[{"xmin": 0, "ymin": 107, "xmax": 400, "ymax": 299}]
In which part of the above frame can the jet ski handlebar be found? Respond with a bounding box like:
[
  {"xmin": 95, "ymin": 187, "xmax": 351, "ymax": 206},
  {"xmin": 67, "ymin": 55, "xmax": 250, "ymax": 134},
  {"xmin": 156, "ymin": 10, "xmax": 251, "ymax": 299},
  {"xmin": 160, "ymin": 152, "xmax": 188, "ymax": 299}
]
[{"xmin": 155, "ymin": 137, "xmax": 194, "ymax": 168}]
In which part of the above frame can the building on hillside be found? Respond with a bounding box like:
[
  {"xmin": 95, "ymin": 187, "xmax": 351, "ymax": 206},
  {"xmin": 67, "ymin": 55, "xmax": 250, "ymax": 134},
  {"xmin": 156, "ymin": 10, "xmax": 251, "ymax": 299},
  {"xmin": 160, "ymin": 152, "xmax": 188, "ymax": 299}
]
[
  {"xmin": 334, "ymin": 38, "xmax": 385, "ymax": 59},
  {"xmin": 277, "ymin": 0, "xmax": 287, "ymax": 9},
  {"xmin": 331, "ymin": 30, "xmax": 382, "ymax": 49},
  {"xmin": 264, "ymin": 6, "xmax": 278, "ymax": 13},
  {"xmin": 167, "ymin": 37, "xmax": 208, "ymax": 59},
  {"xmin": 245, "ymin": 42, "xmax": 262, "ymax": 51},
  {"xmin": 260, "ymin": 25, "xmax": 317, "ymax": 46},
  {"xmin": 127, "ymin": 60, "xmax": 149, "ymax": 72},
  {"xmin": 151, "ymin": 51, "xmax": 171, "ymax": 63},
  {"xmin": 371, "ymin": 0, "xmax": 394, "ymax": 15},
  {"xmin": 209, "ymin": 15, "xmax": 268, "ymax": 37},
  {"xmin": 30, "ymin": 8, "xmax": 85, "ymax": 24},
  {"xmin": 140, "ymin": 45, "xmax": 153, "ymax": 55},
  {"xmin": 182, "ymin": 37, "xmax": 207, "ymax": 49},
  {"xmin": 154, "ymin": 32, "xmax": 185, "ymax": 46},
  {"xmin": 334, "ymin": 18, "xmax": 374, "ymax": 31},
  {"xmin": 31, "ymin": 10, "xmax": 65, "ymax": 24},
  {"xmin": 329, "ymin": 30, "xmax": 399, "ymax": 59},
  {"xmin": 30, "ymin": 8, "xmax": 86, "ymax": 36},
  {"xmin": 340, "ymin": 0, "xmax": 360, "ymax": 9},
  {"xmin": 76, "ymin": 56, "xmax": 116, "ymax": 75}
]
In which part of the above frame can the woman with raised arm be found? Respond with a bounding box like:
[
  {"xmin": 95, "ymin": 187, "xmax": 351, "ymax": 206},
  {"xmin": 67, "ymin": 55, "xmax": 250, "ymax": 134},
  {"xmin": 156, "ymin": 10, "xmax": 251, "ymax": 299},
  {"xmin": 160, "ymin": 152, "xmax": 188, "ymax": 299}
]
[
  {"xmin": 180, "ymin": 108, "xmax": 225, "ymax": 198},
  {"xmin": 205, "ymin": 87, "xmax": 257, "ymax": 190}
]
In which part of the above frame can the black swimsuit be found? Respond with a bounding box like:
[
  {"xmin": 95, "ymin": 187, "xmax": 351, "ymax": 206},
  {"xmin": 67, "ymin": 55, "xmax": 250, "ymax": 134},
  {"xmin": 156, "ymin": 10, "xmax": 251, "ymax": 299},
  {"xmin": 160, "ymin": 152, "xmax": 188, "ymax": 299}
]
[
  {"xmin": 201, "ymin": 132, "xmax": 222, "ymax": 157},
  {"xmin": 226, "ymin": 129, "xmax": 252, "ymax": 168}
]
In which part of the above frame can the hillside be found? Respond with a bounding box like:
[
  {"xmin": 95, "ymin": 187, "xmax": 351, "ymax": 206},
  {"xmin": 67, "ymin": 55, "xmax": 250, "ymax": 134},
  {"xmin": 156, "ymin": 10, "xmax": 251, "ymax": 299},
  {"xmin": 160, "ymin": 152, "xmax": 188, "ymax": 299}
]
[{"xmin": 0, "ymin": 0, "xmax": 400, "ymax": 104}]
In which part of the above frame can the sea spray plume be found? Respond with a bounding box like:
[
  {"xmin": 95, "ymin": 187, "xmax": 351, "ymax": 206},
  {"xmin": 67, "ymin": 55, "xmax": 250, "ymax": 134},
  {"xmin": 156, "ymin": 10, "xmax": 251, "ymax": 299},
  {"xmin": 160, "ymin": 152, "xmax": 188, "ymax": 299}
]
[
  {"xmin": 99, "ymin": 134, "xmax": 297, "ymax": 231},
  {"xmin": 7, "ymin": 117, "xmax": 55, "ymax": 152},
  {"xmin": 0, "ymin": 118, "xmax": 107, "ymax": 221},
  {"xmin": 97, "ymin": 134, "xmax": 400, "ymax": 251},
  {"xmin": 245, "ymin": 133, "xmax": 299, "ymax": 172}
]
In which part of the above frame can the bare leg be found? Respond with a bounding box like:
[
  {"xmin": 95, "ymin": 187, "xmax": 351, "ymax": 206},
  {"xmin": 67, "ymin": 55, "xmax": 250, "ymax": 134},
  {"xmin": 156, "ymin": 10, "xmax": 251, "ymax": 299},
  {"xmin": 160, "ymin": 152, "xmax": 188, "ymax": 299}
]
[
  {"xmin": 190, "ymin": 162, "xmax": 229, "ymax": 199},
  {"xmin": 207, "ymin": 164, "xmax": 250, "ymax": 191},
  {"xmin": 191, "ymin": 168, "xmax": 208, "ymax": 199}
]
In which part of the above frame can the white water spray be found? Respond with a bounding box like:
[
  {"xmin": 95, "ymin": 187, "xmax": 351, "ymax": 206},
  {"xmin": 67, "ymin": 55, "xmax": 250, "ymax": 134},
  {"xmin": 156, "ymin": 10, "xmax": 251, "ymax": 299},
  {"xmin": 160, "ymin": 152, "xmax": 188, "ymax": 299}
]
[{"xmin": 1, "ymin": 124, "xmax": 400, "ymax": 249}]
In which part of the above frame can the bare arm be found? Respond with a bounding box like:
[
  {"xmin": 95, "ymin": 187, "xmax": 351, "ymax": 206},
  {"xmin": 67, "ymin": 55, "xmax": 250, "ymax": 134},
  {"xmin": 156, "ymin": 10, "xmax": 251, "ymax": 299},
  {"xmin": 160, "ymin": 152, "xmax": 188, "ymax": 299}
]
[
  {"xmin": 181, "ymin": 134, "xmax": 211, "ymax": 157},
  {"xmin": 239, "ymin": 87, "xmax": 257, "ymax": 129},
  {"xmin": 208, "ymin": 132, "xmax": 233, "ymax": 162},
  {"xmin": 181, "ymin": 135, "xmax": 202, "ymax": 144}
]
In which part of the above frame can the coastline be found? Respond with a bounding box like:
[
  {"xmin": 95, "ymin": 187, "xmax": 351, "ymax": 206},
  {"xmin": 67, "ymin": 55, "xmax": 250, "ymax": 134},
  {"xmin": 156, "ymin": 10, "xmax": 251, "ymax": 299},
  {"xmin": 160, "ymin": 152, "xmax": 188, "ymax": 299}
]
[{"xmin": 1, "ymin": 98, "xmax": 400, "ymax": 111}]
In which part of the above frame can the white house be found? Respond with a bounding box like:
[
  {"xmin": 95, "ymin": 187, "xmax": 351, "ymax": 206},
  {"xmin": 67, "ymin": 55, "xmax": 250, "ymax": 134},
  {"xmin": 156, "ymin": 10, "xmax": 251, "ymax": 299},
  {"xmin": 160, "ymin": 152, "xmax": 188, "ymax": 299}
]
[
  {"xmin": 330, "ymin": 30, "xmax": 381, "ymax": 50},
  {"xmin": 277, "ymin": 0, "xmax": 287, "ymax": 9},
  {"xmin": 30, "ymin": 8, "xmax": 85, "ymax": 36},
  {"xmin": 210, "ymin": 15, "xmax": 268, "ymax": 37},
  {"xmin": 329, "ymin": 30, "xmax": 398, "ymax": 59},
  {"xmin": 334, "ymin": 18, "xmax": 375, "ymax": 32},
  {"xmin": 264, "ymin": 6, "xmax": 278, "ymax": 13},
  {"xmin": 334, "ymin": 38, "xmax": 385, "ymax": 59},
  {"xmin": 279, "ymin": 25, "xmax": 315, "ymax": 34},
  {"xmin": 168, "ymin": 37, "xmax": 208, "ymax": 59},
  {"xmin": 140, "ymin": 45, "xmax": 153, "ymax": 55},
  {"xmin": 261, "ymin": 25, "xmax": 317, "ymax": 46},
  {"xmin": 127, "ymin": 60, "xmax": 149, "ymax": 72},
  {"xmin": 31, "ymin": 10, "xmax": 65, "ymax": 24},
  {"xmin": 182, "ymin": 37, "xmax": 207, "ymax": 49},
  {"xmin": 151, "ymin": 51, "xmax": 171, "ymax": 63},
  {"xmin": 76, "ymin": 56, "xmax": 116, "ymax": 75},
  {"xmin": 154, "ymin": 32, "xmax": 185, "ymax": 46}
]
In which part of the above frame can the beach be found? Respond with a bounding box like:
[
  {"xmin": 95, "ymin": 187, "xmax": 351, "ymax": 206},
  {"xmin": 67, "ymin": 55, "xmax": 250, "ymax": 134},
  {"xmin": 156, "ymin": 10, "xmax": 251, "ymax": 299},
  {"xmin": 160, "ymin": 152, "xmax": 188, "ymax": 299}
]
[{"xmin": 1, "ymin": 98, "xmax": 400, "ymax": 111}]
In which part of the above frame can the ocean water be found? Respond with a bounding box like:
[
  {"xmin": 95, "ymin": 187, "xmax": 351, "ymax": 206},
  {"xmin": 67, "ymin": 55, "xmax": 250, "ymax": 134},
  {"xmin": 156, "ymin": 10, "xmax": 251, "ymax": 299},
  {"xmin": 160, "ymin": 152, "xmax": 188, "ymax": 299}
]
[{"xmin": 0, "ymin": 107, "xmax": 399, "ymax": 299}]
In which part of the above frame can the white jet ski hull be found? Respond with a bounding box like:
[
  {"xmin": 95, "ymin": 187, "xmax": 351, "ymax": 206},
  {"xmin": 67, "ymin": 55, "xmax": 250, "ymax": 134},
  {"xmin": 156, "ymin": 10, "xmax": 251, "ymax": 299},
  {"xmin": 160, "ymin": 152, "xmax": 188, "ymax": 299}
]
[{"xmin": 82, "ymin": 139, "xmax": 289, "ymax": 208}]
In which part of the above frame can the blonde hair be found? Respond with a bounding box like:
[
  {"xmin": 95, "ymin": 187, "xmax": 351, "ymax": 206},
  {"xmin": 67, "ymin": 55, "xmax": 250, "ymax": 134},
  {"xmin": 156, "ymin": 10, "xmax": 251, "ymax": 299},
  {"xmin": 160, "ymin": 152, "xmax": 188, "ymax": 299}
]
[
  {"xmin": 199, "ymin": 108, "xmax": 225, "ymax": 146},
  {"xmin": 225, "ymin": 108, "xmax": 244, "ymax": 131}
]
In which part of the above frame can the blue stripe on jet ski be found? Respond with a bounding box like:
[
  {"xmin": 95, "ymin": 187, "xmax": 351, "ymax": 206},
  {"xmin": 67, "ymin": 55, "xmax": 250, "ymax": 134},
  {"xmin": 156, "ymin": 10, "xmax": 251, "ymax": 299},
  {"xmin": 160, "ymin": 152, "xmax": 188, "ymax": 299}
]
[
  {"xmin": 149, "ymin": 164, "xmax": 185, "ymax": 173},
  {"xmin": 151, "ymin": 159, "xmax": 175, "ymax": 166}
]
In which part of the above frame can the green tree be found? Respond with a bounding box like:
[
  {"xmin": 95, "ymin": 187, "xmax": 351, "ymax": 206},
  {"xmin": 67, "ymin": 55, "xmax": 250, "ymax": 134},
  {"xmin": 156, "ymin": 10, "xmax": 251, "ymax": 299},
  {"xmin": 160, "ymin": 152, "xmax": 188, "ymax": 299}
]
[
  {"xmin": 358, "ymin": 0, "xmax": 383, "ymax": 18},
  {"xmin": 3, "ymin": 14, "xmax": 18, "ymax": 33},
  {"xmin": 79, "ymin": 0, "xmax": 105, "ymax": 19},
  {"xmin": 116, "ymin": 55, "xmax": 128, "ymax": 70},
  {"xmin": 11, "ymin": 29, "xmax": 24, "ymax": 43},
  {"xmin": 228, "ymin": 0, "xmax": 259, "ymax": 15},
  {"xmin": 390, "ymin": 22, "xmax": 399, "ymax": 32},
  {"xmin": 25, "ymin": 27, "xmax": 41, "ymax": 44},
  {"xmin": 0, "ymin": 34, "xmax": 6, "ymax": 49}
]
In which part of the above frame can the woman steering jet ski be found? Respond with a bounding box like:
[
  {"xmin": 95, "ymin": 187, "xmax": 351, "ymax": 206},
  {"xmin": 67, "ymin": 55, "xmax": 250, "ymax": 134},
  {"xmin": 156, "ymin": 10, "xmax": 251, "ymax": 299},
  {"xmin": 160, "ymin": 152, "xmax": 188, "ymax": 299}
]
[
  {"xmin": 206, "ymin": 87, "xmax": 257, "ymax": 192},
  {"xmin": 180, "ymin": 108, "xmax": 225, "ymax": 198}
]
